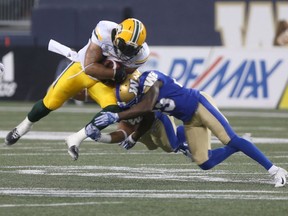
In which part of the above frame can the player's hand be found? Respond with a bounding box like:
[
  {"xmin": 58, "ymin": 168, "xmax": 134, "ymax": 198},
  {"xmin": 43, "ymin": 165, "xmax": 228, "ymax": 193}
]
[
  {"xmin": 119, "ymin": 133, "xmax": 136, "ymax": 150},
  {"xmin": 0, "ymin": 63, "xmax": 5, "ymax": 75},
  {"xmin": 113, "ymin": 64, "xmax": 126, "ymax": 83},
  {"xmin": 85, "ymin": 123, "xmax": 101, "ymax": 141},
  {"xmin": 94, "ymin": 112, "xmax": 119, "ymax": 127}
]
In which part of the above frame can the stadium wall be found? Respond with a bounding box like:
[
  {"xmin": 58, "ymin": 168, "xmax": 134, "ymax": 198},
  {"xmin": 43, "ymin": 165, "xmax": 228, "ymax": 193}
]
[
  {"xmin": 0, "ymin": 46, "xmax": 287, "ymax": 109},
  {"xmin": 0, "ymin": 0, "xmax": 287, "ymax": 109}
]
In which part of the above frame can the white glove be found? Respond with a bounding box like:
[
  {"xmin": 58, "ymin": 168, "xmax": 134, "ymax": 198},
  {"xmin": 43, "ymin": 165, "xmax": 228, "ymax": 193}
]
[
  {"xmin": 94, "ymin": 112, "xmax": 119, "ymax": 127},
  {"xmin": 0, "ymin": 63, "xmax": 4, "ymax": 75},
  {"xmin": 119, "ymin": 133, "xmax": 137, "ymax": 150}
]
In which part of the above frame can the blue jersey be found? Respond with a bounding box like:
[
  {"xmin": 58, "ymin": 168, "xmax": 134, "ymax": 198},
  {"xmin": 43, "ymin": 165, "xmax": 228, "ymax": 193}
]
[{"xmin": 138, "ymin": 70, "xmax": 200, "ymax": 122}]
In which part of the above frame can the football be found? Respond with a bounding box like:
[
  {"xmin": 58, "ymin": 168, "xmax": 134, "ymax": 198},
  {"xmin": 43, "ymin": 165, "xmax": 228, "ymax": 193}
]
[{"xmin": 103, "ymin": 59, "xmax": 121, "ymax": 70}]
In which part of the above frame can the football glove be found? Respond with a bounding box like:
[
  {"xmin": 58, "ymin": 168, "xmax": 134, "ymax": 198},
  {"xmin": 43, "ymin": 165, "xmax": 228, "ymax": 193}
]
[
  {"xmin": 94, "ymin": 112, "xmax": 119, "ymax": 127},
  {"xmin": 0, "ymin": 62, "xmax": 4, "ymax": 75},
  {"xmin": 113, "ymin": 64, "xmax": 126, "ymax": 84},
  {"xmin": 119, "ymin": 133, "xmax": 136, "ymax": 150},
  {"xmin": 85, "ymin": 123, "xmax": 101, "ymax": 141}
]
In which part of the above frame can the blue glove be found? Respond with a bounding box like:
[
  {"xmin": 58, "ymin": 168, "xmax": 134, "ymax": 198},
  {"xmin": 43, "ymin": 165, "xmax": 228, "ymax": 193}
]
[
  {"xmin": 85, "ymin": 123, "xmax": 101, "ymax": 141},
  {"xmin": 119, "ymin": 134, "xmax": 136, "ymax": 150},
  {"xmin": 94, "ymin": 112, "xmax": 119, "ymax": 127}
]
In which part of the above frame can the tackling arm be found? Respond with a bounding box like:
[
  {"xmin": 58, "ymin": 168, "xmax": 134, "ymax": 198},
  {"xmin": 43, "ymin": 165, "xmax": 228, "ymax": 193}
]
[
  {"xmin": 131, "ymin": 112, "xmax": 155, "ymax": 141},
  {"xmin": 94, "ymin": 80, "xmax": 162, "ymax": 127},
  {"xmin": 118, "ymin": 80, "xmax": 162, "ymax": 120},
  {"xmin": 99, "ymin": 121, "xmax": 136, "ymax": 143}
]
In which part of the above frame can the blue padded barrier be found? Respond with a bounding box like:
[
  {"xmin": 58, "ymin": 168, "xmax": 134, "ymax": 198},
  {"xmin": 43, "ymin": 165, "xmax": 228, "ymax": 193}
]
[
  {"xmin": 75, "ymin": 6, "xmax": 124, "ymax": 47},
  {"xmin": 31, "ymin": 7, "xmax": 77, "ymax": 47}
]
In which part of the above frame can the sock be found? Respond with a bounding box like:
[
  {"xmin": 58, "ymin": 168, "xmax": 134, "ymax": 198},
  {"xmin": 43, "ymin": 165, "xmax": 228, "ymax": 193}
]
[
  {"xmin": 27, "ymin": 100, "xmax": 52, "ymax": 122},
  {"xmin": 199, "ymin": 145, "xmax": 238, "ymax": 170},
  {"xmin": 268, "ymin": 165, "xmax": 279, "ymax": 175},
  {"xmin": 16, "ymin": 117, "xmax": 33, "ymax": 136},
  {"xmin": 228, "ymin": 135, "xmax": 273, "ymax": 170},
  {"xmin": 176, "ymin": 125, "xmax": 186, "ymax": 144},
  {"xmin": 66, "ymin": 128, "xmax": 87, "ymax": 148}
]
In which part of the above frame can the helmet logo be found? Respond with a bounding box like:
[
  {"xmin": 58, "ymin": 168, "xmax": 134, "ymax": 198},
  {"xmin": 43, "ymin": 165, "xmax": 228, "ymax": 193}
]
[{"xmin": 128, "ymin": 79, "xmax": 139, "ymax": 96}]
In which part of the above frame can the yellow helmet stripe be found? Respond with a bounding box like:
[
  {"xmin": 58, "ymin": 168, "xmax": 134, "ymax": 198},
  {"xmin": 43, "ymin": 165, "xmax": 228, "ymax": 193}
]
[{"xmin": 131, "ymin": 19, "xmax": 141, "ymax": 45}]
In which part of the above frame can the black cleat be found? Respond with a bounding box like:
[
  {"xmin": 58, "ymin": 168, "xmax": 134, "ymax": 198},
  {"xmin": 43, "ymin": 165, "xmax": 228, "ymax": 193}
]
[
  {"xmin": 5, "ymin": 128, "xmax": 21, "ymax": 145},
  {"xmin": 68, "ymin": 145, "xmax": 79, "ymax": 161}
]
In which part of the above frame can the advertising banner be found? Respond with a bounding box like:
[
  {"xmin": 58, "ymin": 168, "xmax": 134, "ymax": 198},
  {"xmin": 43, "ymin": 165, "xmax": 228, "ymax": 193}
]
[
  {"xmin": 140, "ymin": 47, "xmax": 288, "ymax": 109},
  {"xmin": 0, "ymin": 48, "xmax": 62, "ymax": 101}
]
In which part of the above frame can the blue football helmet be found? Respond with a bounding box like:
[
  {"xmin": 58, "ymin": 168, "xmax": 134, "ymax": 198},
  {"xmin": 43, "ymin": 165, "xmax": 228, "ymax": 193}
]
[{"xmin": 116, "ymin": 70, "xmax": 141, "ymax": 109}]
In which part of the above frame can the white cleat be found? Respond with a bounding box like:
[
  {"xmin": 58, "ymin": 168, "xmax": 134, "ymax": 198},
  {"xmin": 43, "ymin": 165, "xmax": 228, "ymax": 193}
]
[
  {"xmin": 65, "ymin": 135, "xmax": 81, "ymax": 161},
  {"xmin": 273, "ymin": 167, "xmax": 287, "ymax": 188}
]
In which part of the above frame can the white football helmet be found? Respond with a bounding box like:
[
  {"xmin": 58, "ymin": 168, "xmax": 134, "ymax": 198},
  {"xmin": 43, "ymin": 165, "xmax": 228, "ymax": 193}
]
[{"xmin": 116, "ymin": 70, "xmax": 141, "ymax": 109}]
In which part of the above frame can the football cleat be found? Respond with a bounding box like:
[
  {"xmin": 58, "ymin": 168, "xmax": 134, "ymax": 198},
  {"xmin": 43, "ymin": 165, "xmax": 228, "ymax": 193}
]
[
  {"xmin": 178, "ymin": 142, "xmax": 194, "ymax": 161},
  {"xmin": 5, "ymin": 117, "xmax": 33, "ymax": 145},
  {"xmin": 5, "ymin": 128, "xmax": 21, "ymax": 145},
  {"xmin": 67, "ymin": 145, "xmax": 79, "ymax": 161},
  {"xmin": 273, "ymin": 167, "xmax": 287, "ymax": 188},
  {"xmin": 65, "ymin": 135, "xmax": 81, "ymax": 161}
]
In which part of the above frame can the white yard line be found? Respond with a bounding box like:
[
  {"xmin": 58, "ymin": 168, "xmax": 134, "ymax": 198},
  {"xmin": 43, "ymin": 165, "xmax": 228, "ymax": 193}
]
[
  {"xmin": 0, "ymin": 130, "xmax": 288, "ymax": 143},
  {"xmin": 0, "ymin": 188, "xmax": 287, "ymax": 201},
  {"xmin": 0, "ymin": 201, "xmax": 122, "ymax": 208},
  {"xmin": 0, "ymin": 105, "xmax": 288, "ymax": 118}
]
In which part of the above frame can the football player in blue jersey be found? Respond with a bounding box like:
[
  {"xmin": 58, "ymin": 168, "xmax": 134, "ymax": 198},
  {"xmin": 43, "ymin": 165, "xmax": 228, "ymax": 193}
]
[
  {"xmin": 4, "ymin": 18, "xmax": 150, "ymax": 146},
  {"xmin": 66, "ymin": 70, "xmax": 191, "ymax": 160},
  {"xmin": 94, "ymin": 70, "xmax": 288, "ymax": 187}
]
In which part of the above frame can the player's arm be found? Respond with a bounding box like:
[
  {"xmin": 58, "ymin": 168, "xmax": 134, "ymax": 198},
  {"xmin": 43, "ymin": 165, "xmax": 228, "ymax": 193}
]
[
  {"xmin": 84, "ymin": 42, "xmax": 126, "ymax": 83},
  {"xmin": 130, "ymin": 112, "xmax": 155, "ymax": 141},
  {"xmin": 94, "ymin": 80, "xmax": 162, "ymax": 128},
  {"xmin": 118, "ymin": 80, "xmax": 162, "ymax": 120},
  {"xmin": 118, "ymin": 112, "xmax": 155, "ymax": 150},
  {"xmin": 95, "ymin": 121, "xmax": 136, "ymax": 144}
]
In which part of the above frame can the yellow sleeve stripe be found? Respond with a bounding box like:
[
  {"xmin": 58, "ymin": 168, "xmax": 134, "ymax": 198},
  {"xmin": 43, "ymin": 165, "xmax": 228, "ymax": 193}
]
[
  {"xmin": 135, "ymin": 56, "xmax": 149, "ymax": 65},
  {"xmin": 95, "ymin": 27, "xmax": 102, "ymax": 41}
]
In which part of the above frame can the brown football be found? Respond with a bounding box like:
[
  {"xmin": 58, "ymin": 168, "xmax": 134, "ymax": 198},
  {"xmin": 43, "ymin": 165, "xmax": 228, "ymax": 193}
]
[{"xmin": 103, "ymin": 59, "xmax": 121, "ymax": 69}]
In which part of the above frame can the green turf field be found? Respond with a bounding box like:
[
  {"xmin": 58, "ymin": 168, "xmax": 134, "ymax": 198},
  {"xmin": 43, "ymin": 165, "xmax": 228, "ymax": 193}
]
[{"xmin": 0, "ymin": 102, "xmax": 288, "ymax": 216}]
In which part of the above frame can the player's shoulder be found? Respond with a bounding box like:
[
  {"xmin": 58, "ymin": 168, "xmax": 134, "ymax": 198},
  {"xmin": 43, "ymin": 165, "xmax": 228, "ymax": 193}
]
[
  {"xmin": 132, "ymin": 43, "xmax": 150, "ymax": 66},
  {"xmin": 139, "ymin": 70, "xmax": 163, "ymax": 93},
  {"xmin": 94, "ymin": 20, "xmax": 118, "ymax": 42},
  {"xmin": 141, "ymin": 70, "xmax": 163, "ymax": 79},
  {"xmin": 96, "ymin": 20, "xmax": 117, "ymax": 30}
]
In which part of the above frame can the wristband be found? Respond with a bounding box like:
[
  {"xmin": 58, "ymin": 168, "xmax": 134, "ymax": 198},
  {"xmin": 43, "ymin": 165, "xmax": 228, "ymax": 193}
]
[{"xmin": 98, "ymin": 133, "xmax": 112, "ymax": 143}]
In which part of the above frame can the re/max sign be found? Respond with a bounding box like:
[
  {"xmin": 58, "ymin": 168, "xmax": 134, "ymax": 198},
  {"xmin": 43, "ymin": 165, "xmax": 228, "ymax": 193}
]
[{"xmin": 168, "ymin": 57, "xmax": 283, "ymax": 99}]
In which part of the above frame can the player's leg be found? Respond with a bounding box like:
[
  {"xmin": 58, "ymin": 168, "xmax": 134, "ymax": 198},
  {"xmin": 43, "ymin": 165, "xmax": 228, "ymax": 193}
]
[
  {"xmin": 5, "ymin": 62, "xmax": 94, "ymax": 145},
  {"xmin": 138, "ymin": 129, "xmax": 159, "ymax": 151},
  {"xmin": 176, "ymin": 125, "xmax": 192, "ymax": 157},
  {"xmin": 65, "ymin": 82, "xmax": 120, "ymax": 160},
  {"xmin": 66, "ymin": 104, "xmax": 121, "ymax": 160},
  {"xmin": 198, "ymin": 92, "xmax": 287, "ymax": 187},
  {"xmin": 147, "ymin": 112, "xmax": 177, "ymax": 152}
]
